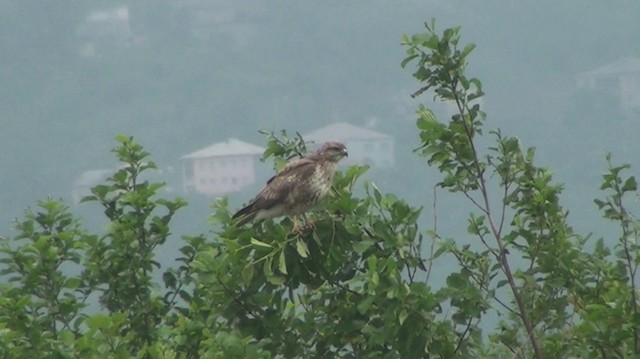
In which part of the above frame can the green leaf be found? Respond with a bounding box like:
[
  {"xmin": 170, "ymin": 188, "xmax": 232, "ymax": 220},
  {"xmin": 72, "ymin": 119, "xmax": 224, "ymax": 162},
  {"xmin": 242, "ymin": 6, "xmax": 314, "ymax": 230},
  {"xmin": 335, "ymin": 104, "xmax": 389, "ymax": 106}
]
[
  {"xmin": 415, "ymin": 32, "xmax": 438, "ymax": 49},
  {"xmin": 85, "ymin": 314, "xmax": 111, "ymax": 330},
  {"xmin": 278, "ymin": 251, "xmax": 288, "ymax": 275},
  {"xmin": 401, "ymin": 54, "xmax": 419, "ymax": 68},
  {"xmin": 460, "ymin": 43, "xmax": 476, "ymax": 58},
  {"xmin": 251, "ymin": 238, "xmax": 272, "ymax": 248},
  {"xmin": 296, "ymin": 238, "xmax": 309, "ymax": 258},
  {"xmin": 417, "ymin": 108, "xmax": 438, "ymax": 128},
  {"xmin": 371, "ymin": 271, "xmax": 380, "ymax": 287},
  {"xmin": 353, "ymin": 239, "xmax": 376, "ymax": 254},
  {"xmin": 399, "ymin": 309, "xmax": 409, "ymax": 325},
  {"xmin": 446, "ymin": 273, "xmax": 467, "ymax": 289},
  {"xmin": 64, "ymin": 277, "xmax": 82, "ymax": 290},
  {"xmin": 241, "ymin": 264, "xmax": 254, "ymax": 284},
  {"xmin": 357, "ymin": 296, "xmax": 375, "ymax": 314},
  {"xmin": 59, "ymin": 329, "xmax": 75, "ymax": 346},
  {"xmin": 263, "ymin": 255, "xmax": 274, "ymax": 277},
  {"xmin": 370, "ymin": 181, "xmax": 383, "ymax": 204},
  {"xmin": 267, "ymin": 275, "xmax": 285, "ymax": 285},
  {"xmin": 401, "ymin": 33, "xmax": 411, "ymax": 45},
  {"xmin": 163, "ymin": 271, "xmax": 177, "ymax": 289},
  {"xmin": 80, "ymin": 195, "xmax": 97, "ymax": 203},
  {"xmin": 622, "ymin": 176, "xmax": 637, "ymax": 192},
  {"xmin": 593, "ymin": 198, "xmax": 607, "ymax": 209},
  {"xmin": 432, "ymin": 243, "xmax": 449, "ymax": 259},
  {"xmin": 496, "ymin": 279, "xmax": 509, "ymax": 289},
  {"xmin": 114, "ymin": 133, "xmax": 132, "ymax": 144}
]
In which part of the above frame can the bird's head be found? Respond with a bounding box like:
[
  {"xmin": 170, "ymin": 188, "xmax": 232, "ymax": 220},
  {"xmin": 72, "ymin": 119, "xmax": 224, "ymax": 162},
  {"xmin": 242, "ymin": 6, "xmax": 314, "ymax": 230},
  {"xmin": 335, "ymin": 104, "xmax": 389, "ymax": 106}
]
[{"xmin": 316, "ymin": 141, "xmax": 348, "ymax": 163}]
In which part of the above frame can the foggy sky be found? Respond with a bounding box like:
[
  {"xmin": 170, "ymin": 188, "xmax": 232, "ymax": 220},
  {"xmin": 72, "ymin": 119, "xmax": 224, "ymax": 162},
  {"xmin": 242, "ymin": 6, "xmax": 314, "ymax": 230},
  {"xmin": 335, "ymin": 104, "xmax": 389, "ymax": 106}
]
[{"xmin": 2, "ymin": 1, "xmax": 640, "ymax": 241}]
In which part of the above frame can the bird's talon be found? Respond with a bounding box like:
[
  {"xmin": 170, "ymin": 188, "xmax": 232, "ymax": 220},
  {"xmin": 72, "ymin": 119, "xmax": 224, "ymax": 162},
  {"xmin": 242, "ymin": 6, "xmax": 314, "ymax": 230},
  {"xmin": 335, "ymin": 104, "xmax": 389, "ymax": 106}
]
[
  {"xmin": 304, "ymin": 219, "xmax": 316, "ymax": 231},
  {"xmin": 292, "ymin": 222, "xmax": 305, "ymax": 234}
]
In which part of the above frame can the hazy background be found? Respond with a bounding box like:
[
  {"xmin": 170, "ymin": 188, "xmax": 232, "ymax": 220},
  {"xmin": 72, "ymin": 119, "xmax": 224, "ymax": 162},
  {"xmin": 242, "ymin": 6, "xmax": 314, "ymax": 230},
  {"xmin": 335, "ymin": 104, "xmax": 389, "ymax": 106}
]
[{"xmin": 2, "ymin": 1, "xmax": 640, "ymax": 254}]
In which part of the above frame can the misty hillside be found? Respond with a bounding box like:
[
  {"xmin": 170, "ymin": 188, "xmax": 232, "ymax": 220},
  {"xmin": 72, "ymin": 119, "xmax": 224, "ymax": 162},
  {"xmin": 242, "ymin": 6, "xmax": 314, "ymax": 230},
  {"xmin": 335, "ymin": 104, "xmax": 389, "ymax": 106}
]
[{"xmin": 2, "ymin": 1, "xmax": 639, "ymax": 242}]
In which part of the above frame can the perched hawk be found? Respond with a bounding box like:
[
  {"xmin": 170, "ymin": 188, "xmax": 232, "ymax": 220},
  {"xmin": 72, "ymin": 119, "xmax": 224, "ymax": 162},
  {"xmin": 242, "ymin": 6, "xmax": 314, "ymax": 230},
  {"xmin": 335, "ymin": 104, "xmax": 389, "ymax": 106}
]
[{"xmin": 232, "ymin": 141, "xmax": 348, "ymax": 227}]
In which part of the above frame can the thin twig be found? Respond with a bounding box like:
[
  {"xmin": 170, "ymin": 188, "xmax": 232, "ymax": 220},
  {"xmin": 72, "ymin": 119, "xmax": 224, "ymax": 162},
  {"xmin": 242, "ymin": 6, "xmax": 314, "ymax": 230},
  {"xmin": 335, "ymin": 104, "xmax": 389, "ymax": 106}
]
[
  {"xmin": 426, "ymin": 186, "xmax": 438, "ymax": 283},
  {"xmin": 498, "ymin": 182, "xmax": 510, "ymax": 238},
  {"xmin": 451, "ymin": 81, "xmax": 542, "ymax": 358},
  {"xmin": 616, "ymin": 196, "xmax": 639, "ymax": 353},
  {"xmin": 454, "ymin": 317, "xmax": 474, "ymax": 354}
]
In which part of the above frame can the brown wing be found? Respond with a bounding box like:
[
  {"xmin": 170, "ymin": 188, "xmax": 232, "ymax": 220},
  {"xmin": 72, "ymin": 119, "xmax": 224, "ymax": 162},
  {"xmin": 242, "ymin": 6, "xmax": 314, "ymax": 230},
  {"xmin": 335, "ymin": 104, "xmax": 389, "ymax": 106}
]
[
  {"xmin": 253, "ymin": 158, "xmax": 315, "ymax": 208},
  {"xmin": 267, "ymin": 157, "xmax": 313, "ymax": 184},
  {"xmin": 232, "ymin": 158, "xmax": 316, "ymax": 225}
]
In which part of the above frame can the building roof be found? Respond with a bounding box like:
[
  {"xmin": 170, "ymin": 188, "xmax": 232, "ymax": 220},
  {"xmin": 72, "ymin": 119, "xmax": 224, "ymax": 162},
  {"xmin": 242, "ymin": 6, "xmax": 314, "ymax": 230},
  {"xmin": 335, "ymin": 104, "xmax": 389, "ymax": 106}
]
[
  {"xmin": 577, "ymin": 56, "xmax": 640, "ymax": 79},
  {"xmin": 182, "ymin": 138, "xmax": 264, "ymax": 159},
  {"xmin": 303, "ymin": 122, "xmax": 392, "ymax": 143}
]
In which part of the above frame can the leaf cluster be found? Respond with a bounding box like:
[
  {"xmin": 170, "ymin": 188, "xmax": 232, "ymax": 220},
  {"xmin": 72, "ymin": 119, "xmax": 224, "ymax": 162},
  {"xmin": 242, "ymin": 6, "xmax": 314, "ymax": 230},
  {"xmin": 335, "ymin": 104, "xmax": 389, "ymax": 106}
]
[{"xmin": 402, "ymin": 20, "xmax": 640, "ymax": 359}]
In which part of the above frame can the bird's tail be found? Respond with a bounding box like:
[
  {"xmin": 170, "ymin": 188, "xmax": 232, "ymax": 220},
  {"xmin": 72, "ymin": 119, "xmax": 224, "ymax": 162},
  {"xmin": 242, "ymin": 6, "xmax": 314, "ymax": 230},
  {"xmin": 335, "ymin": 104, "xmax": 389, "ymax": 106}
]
[{"xmin": 232, "ymin": 204, "xmax": 257, "ymax": 227}]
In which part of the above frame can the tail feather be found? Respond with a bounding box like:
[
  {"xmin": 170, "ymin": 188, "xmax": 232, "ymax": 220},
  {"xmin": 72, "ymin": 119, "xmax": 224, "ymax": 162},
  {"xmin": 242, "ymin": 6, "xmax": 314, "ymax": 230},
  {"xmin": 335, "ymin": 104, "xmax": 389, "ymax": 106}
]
[{"xmin": 232, "ymin": 203, "xmax": 257, "ymax": 227}]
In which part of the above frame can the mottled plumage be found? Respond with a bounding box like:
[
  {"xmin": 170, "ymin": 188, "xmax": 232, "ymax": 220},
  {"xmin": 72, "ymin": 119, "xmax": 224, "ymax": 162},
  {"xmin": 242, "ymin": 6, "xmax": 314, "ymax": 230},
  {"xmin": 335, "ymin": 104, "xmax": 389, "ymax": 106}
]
[{"xmin": 232, "ymin": 141, "xmax": 348, "ymax": 227}]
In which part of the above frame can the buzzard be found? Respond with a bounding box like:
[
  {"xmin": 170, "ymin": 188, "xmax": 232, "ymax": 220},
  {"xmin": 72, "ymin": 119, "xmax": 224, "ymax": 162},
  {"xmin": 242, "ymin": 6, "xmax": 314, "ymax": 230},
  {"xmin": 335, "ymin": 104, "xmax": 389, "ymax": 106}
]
[{"xmin": 232, "ymin": 141, "xmax": 348, "ymax": 227}]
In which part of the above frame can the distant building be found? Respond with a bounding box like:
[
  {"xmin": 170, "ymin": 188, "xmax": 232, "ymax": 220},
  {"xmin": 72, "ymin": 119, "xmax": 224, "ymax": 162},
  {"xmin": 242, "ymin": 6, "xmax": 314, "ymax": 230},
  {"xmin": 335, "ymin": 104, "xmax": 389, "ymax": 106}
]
[
  {"xmin": 576, "ymin": 57, "xmax": 640, "ymax": 115},
  {"xmin": 181, "ymin": 138, "xmax": 264, "ymax": 196},
  {"xmin": 304, "ymin": 122, "xmax": 394, "ymax": 168}
]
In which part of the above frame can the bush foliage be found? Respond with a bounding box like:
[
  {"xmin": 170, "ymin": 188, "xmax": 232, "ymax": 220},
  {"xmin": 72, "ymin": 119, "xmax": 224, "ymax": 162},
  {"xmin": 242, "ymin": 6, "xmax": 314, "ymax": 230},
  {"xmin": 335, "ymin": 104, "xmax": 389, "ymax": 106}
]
[{"xmin": 1, "ymin": 21, "xmax": 639, "ymax": 358}]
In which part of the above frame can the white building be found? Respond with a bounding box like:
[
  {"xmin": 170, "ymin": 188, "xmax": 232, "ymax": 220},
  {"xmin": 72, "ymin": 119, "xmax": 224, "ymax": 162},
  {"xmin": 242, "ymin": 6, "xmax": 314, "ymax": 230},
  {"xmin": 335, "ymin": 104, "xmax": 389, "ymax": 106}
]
[
  {"xmin": 181, "ymin": 138, "xmax": 264, "ymax": 196},
  {"xmin": 576, "ymin": 57, "xmax": 640, "ymax": 116},
  {"xmin": 304, "ymin": 122, "xmax": 394, "ymax": 168}
]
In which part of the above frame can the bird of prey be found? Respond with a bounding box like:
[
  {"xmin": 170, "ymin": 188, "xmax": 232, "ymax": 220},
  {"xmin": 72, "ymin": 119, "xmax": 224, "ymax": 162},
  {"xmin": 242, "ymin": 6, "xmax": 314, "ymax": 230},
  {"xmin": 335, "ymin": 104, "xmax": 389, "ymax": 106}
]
[{"xmin": 232, "ymin": 141, "xmax": 348, "ymax": 228}]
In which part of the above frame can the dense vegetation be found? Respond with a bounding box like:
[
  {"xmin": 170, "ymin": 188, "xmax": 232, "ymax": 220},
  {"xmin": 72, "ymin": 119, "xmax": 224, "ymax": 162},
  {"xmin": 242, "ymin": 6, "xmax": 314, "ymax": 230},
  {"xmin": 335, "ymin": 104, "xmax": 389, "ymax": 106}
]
[{"xmin": 2, "ymin": 20, "xmax": 640, "ymax": 359}]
